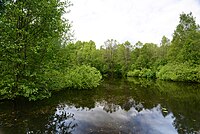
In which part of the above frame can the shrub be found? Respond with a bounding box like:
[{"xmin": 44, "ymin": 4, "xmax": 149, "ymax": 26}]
[
  {"xmin": 139, "ymin": 68, "xmax": 156, "ymax": 78},
  {"xmin": 157, "ymin": 63, "xmax": 200, "ymax": 82},
  {"xmin": 127, "ymin": 69, "xmax": 155, "ymax": 78},
  {"xmin": 65, "ymin": 65, "xmax": 102, "ymax": 89},
  {"xmin": 127, "ymin": 70, "xmax": 140, "ymax": 77}
]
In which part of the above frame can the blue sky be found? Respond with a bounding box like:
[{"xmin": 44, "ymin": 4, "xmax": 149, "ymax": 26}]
[{"xmin": 66, "ymin": 0, "xmax": 200, "ymax": 47}]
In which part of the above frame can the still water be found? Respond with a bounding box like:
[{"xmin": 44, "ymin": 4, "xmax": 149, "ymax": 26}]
[{"xmin": 0, "ymin": 78, "xmax": 200, "ymax": 134}]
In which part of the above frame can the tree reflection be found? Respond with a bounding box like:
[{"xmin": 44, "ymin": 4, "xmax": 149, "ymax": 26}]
[
  {"xmin": 122, "ymin": 98, "xmax": 143, "ymax": 112},
  {"xmin": 95, "ymin": 98, "xmax": 144, "ymax": 113},
  {"xmin": 45, "ymin": 104, "xmax": 78, "ymax": 134},
  {"xmin": 127, "ymin": 77, "xmax": 200, "ymax": 133},
  {"xmin": 0, "ymin": 78, "xmax": 200, "ymax": 134},
  {"xmin": 96, "ymin": 100, "xmax": 120, "ymax": 113}
]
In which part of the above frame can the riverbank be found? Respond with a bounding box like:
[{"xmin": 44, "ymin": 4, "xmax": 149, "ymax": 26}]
[{"xmin": 127, "ymin": 63, "xmax": 200, "ymax": 83}]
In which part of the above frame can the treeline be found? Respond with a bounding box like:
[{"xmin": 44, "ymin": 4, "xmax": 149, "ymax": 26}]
[
  {"xmin": 0, "ymin": 0, "xmax": 199, "ymax": 101},
  {"xmin": 66, "ymin": 12, "xmax": 200, "ymax": 82},
  {"xmin": 129, "ymin": 13, "xmax": 200, "ymax": 82}
]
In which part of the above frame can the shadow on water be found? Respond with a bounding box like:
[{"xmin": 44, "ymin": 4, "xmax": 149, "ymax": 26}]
[{"xmin": 0, "ymin": 78, "xmax": 200, "ymax": 133}]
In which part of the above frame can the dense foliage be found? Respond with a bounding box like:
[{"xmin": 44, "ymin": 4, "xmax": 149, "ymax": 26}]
[
  {"xmin": 0, "ymin": 0, "xmax": 102, "ymax": 100},
  {"xmin": 157, "ymin": 63, "xmax": 200, "ymax": 82},
  {"xmin": 57, "ymin": 13, "xmax": 200, "ymax": 82},
  {"xmin": 64, "ymin": 13, "xmax": 200, "ymax": 83},
  {"xmin": 0, "ymin": 3, "xmax": 199, "ymax": 102},
  {"xmin": 65, "ymin": 65, "xmax": 102, "ymax": 89},
  {"xmin": 0, "ymin": 0, "xmax": 69, "ymax": 100},
  {"xmin": 127, "ymin": 13, "xmax": 200, "ymax": 82}
]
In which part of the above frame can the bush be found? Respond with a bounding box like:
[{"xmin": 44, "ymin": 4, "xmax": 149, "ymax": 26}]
[
  {"xmin": 127, "ymin": 69, "xmax": 155, "ymax": 78},
  {"xmin": 157, "ymin": 63, "xmax": 200, "ymax": 82},
  {"xmin": 65, "ymin": 65, "xmax": 102, "ymax": 89},
  {"xmin": 139, "ymin": 68, "xmax": 156, "ymax": 78},
  {"xmin": 127, "ymin": 70, "xmax": 140, "ymax": 77}
]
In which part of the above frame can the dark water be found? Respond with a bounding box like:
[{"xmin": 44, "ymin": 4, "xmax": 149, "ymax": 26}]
[{"xmin": 0, "ymin": 78, "xmax": 200, "ymax": 134}]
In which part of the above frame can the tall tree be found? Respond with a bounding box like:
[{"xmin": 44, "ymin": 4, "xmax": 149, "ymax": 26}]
[
  {"xmin": 76, "ymin": 40, "xmax": 96, "ymax": 66},
  {"xmin": 115, "ymin": 41, "xmax": 132, "ymax": 76},
  {"xmin": 0, "ymin": 0, "xmax": 71, "ymax": 100},
  {"xmin": 101, "ymin": 39, "xmax": 118, "ymax": 76},
  {"xmin": 155, "ymin": 36, "xmax": 170, "ymax": 66},
  {"xmin": 168, "ymin": 12, "xmax": 200, "ymax": 63}
]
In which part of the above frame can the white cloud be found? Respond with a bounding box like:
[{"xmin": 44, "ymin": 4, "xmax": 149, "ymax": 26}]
[{"xmin": 66, "ymin": 0, "xmax": 200, "ymax": 47}]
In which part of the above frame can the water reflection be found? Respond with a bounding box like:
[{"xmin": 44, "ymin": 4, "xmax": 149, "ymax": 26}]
[
  {"xmin": 42, "ymin": 100, "xmax": 177, "ymax": 134},
  {"xmin": 130, "ymin": 105, "xmax": 176, "ymax": 134},
  {"xmin": 0, "ymin": 78, "xmax": 200, "ymax": 134},
  {"xmin": 46, "ymin": 104, "xmax": 78, "ymax": 134}
]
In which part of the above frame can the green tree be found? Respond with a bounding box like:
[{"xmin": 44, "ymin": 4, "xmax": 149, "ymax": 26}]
[
  {"xmin": 130, "ymin": 41, "xmax": 143, "ymax": 69},
  {"xmin": 0, "ymin": 0, "xmax": 71, "ymax": 100},
  {"xmin": 101, "ymin": 39, "xmax": 118, "ymax": 77},
  {"xmin": 160, "ymin": 36, "xmax": 170, "ymax": 47},
  {"xmin": 133, "ymin": 43, "xmax": 158, "ymax": 69},
  {"xmin": 168, "ymin": 12, "xmax": 200, "ymax": 63},
  {"xmin": 157, "ymin": 13, "xmax": 200, "ymax": 82},
  {"xmin": 115, "ymin": 41, "xmax": 132, "ymax": 76},
  {"xmin": 128, "ymin": 42, "xmax": 158, "ymax": 78},
  {"xmin": 76, "ymin": 40, "xmax": 97, "ymax": 66},
  {"xmin": 155, "ymin": 36, "xmax": 170, "ymax": 67}
]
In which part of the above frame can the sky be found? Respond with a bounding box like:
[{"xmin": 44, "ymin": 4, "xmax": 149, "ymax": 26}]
[{"xmin": 66, "ymin": 0, "xmax": 200, "ymax": 47}]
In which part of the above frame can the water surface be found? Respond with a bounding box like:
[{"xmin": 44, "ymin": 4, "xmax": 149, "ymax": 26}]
[{"xmin": 0, "ymin": 78, "xmax": 200, "ymax": 134}]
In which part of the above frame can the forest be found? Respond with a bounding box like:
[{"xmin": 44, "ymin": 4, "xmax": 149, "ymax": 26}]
[{"xmin": 0, "ymin": 0, "xmax": 200, "ymax": 101}]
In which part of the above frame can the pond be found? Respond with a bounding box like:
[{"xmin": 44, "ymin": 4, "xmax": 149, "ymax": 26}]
[{"xmin": 0, "ymin": 78, "xmax": 200, "ymax": 134}]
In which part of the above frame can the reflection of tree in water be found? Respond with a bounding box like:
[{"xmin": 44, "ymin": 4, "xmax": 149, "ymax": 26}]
[
  {"xmin": 122, "ymin": 98, "xmax": 143, "ymax": 112},
  {"xmin": 45, "ymin": 104, "xmax": 78, "ymax": 134},
  {"xmin": 97, "ymin": 100, "xmax": 120, "ymax": 113},
  {"xmin": 1, "ymin": 78, "xmax": 200, "ymax": 134},
  {"xmin": 127, "ymin": 77, "xmax": 200, "ymax": 133},
  {"xmin": 96, "ymin": 99, "xmax": 144, "ymax": 113}
]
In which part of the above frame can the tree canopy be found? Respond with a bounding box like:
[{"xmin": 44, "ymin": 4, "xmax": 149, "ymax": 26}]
[
  {"xmin": 0, "ymin": 0, "xmax": 102, "ymax": 100},
  {"xmin": 1, "ymin": 8, "xmax": 200, "ymax": 101}
]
